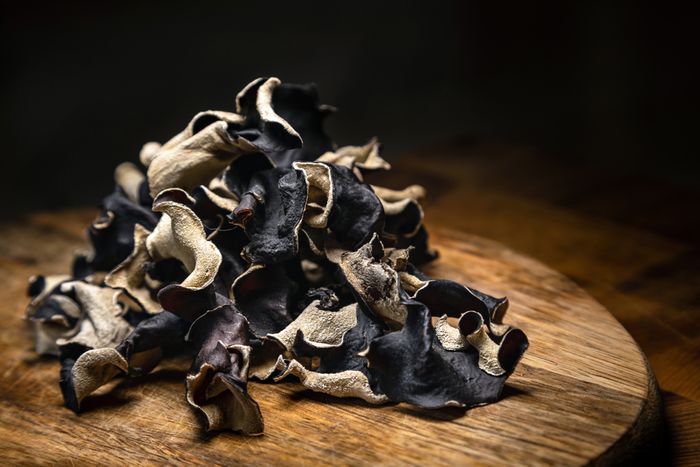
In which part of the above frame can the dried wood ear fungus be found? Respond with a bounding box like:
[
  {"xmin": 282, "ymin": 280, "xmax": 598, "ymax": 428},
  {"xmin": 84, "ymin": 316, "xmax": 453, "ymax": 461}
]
[{"xmin": 25, "ymin": 77, "xmax": 528, "ymax": 435}]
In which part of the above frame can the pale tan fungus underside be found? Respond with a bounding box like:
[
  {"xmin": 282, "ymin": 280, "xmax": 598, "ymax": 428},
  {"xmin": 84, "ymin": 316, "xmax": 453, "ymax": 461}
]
[
  {"xmin": 149, "ymin": 199, "xmax": 222, "ymax": 290},
  {"xmin": 293, "ymin": 162, "xmax": 334, "ymax": 229},
  {"xmin": 317, "ymin": 138, "xmax": 390, "ymax": 172},
  {"xmin": 71, "ymin": 347, "xmax": 129, "ymax": 407},
  {"xmin": 105, "ymin": 224, "xmax": 161, "ymax": 313},
  {"xmin": 55, "ymin": 282, "xmax": 133, "ymax": 351},
  {"xmin": 338, "ymin": 235, "xmax": 407, "ymax": 325},
  {"xmin": 267, "ymin": 301, "xmax": 358, "ymax": 351},
  {"xmin": 274, "ymin": 358, "xmax": 388, "ymax": 404}
]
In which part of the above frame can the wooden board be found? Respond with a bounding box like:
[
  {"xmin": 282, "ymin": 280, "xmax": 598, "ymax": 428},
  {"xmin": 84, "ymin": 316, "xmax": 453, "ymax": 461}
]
[{"xmin": 0, "ymin": 210, "xmax": 661, "ymax": 465}]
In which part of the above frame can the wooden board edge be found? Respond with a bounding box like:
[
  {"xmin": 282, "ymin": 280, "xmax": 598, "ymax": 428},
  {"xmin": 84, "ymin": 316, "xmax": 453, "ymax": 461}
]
[{"xmin": 593, "ymin": 350, "xmax": 665, "ymax": 464}]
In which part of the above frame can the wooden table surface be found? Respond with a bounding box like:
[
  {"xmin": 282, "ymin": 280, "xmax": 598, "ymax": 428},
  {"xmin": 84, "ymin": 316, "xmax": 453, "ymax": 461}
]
[{"xmin": 0, "ymin": 142, "xmax": 697, "ymax": 464}]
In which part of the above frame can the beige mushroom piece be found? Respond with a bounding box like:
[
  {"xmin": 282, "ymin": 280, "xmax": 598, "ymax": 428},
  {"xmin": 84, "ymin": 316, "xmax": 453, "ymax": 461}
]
[
  {"xmin": 105, "ymin": 224, "xmax": 161, "ymax": 313},
  {"xmin": 148, "ymin": 190, "xmax": 222, "ymax": 290}
]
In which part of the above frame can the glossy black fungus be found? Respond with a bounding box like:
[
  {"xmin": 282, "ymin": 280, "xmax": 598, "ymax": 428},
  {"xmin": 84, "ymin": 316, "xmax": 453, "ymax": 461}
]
[
  {"xmin": 232, "ymin": 168, "xmax": 307, "ymax": 265},
  {"xmin": 25, "ymin": 76, "xmax": 528, "ymax": 436},
  {"xmin": 412, "ymin": 278, "xmax": 509, "ymax": 330},
  {"xmin": 77, "ymin": 187, "xmax": 159, "ymax": 276},
  {"xmin": 265, "ymin": 82, "xmax": 334, "ymax": 167},
  {"xmin": 137, "ymin": 179, "xmax": 154, "ymax": 208},
  {"xmin": 230, "ymin": 77, "xmax": 303, "ymax": 155},
  {"xmin": 382, "ymin": 199, "xmax": 423, "ymax": 239},
  {"xmin": 232, "ymin": 264, "xmax": 299, "ymax": 337},
  {"xmin": 189, "ymin": 186, "xmax": 234, "ymax": 221},
  {"xmin": 58, "ymin": 311, "xmax": 188, "ymax": 412},
  {"xmin": 224, "ymin": 153, "xmax": 275, "ymax": 198},
  {"xmin": 326, "ymin": 164, "xmax": 384, "ymax": 250},
  {"xmin": 208, "ymin": 227, "xmax": 250, "ymax": 291},
  {"xmin": 116, "ymin": 311, "xmax": 189, "ymax": 375},
  {"xmin": 188, "ymin": 304, "xmax": 249, "ymax": 366},
  {"xmin": 145, "ymin": 258, "xmax": 188, "ymax": 285},
  {"xmin": 158, "ymin": 284, "xmax": 227, "ymax": 323},
  {"xmin": 186, "ymin": 303, "xmax": 263, "ymax": 434},
  {"xmin": 365, "ymin": 297, "xmax": 513, "ymax": 408},
  {"xmin": 27, "ymin": 275, "xmax": 46, "ymax": 298}
]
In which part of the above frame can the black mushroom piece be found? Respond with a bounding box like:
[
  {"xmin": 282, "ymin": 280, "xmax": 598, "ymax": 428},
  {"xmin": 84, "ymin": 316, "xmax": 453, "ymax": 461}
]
[
  {"xmin": 325, "ymin": 164, "xmax": 385, "ymax": 250},
  {"xmin": 59, "ymin": 311, "xmax": 188, "ymax": 411},
  {"xmin": 229, "ymin": 167, "xmax": 308, "ymax": 265},
  {"xmin": 73, "ymin": 187, "xmax": 159, "ymax": 277},
  {"xmin": 185, "ymin": 303, "xmax": 264, "ymax": 434},
  {"xmin": 363, "ymin": 295, "xmax": 528, "ymax": 408},
  {"xmin": 23, "ymin": 76, "xmax": 528, "ymax": 436},
  {"xmin": 261, "ymin": 82, "xmax": 335, "ymax": 167}
]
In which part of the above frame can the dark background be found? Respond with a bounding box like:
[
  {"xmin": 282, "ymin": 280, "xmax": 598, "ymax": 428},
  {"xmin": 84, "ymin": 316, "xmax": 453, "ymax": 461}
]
[{"xmin": 1, "ymin": 1, "xmax": 698, "ymax": 216}]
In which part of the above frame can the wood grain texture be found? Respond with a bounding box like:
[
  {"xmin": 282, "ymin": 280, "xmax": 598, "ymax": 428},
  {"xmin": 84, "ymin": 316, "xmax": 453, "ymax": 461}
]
[{"xmin": 0, "ymin": 210, "xmax": 660, "ymax": 465}]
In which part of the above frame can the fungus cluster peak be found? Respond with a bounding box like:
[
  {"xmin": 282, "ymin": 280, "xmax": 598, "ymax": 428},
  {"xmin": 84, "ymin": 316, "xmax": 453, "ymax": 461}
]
[{"xmin": 25, "ymin": 77, "xmax": 528, "ymax": 434}]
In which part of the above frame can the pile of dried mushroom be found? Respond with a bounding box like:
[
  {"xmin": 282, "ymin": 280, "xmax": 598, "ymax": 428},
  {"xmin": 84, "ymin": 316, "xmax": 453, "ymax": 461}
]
[{"xmin": 24, "ymin": 77, "xmax": 528, "ymax": 435}]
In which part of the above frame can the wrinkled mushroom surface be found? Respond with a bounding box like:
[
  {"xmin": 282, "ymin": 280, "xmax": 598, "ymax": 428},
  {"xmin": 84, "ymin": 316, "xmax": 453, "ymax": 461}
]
[{"xmin": 24, "ymin": 76, "xmax": 528, "ymax": 436}]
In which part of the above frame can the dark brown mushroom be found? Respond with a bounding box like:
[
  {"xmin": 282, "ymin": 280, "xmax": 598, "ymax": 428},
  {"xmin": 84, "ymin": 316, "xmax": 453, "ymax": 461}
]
[{"xmin": 23, "ymin": 76, "xmax": 529, "ymax": 436}]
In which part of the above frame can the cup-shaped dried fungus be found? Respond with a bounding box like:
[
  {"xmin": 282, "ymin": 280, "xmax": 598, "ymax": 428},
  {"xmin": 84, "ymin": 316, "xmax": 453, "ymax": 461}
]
[{"xmin": 24, "ymin": 76, "xmax": 528, "ymax": 435}]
